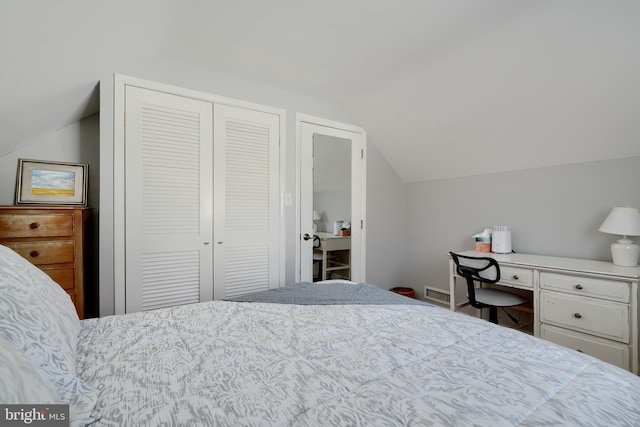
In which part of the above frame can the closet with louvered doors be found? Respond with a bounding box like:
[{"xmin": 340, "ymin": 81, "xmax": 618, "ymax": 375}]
[{"xmin": 122, "ymin": 85, "xmax": 281, "ymax": 313}]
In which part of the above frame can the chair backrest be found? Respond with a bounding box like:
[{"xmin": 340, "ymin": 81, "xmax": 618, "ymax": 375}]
[
  {"xmin": 449, "ymin": 252, "xmax": 501, "ymax": 308},
  {"xmin": 450, "ymin": 252, "xmax": 500, "ymax": 283}
]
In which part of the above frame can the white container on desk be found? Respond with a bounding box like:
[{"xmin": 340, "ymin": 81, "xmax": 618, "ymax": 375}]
[{"xmin": 492, "ymin": 225, "xmax": 512, "ymax": 253}]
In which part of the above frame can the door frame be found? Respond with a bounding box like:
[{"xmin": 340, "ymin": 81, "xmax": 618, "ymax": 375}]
[
  {"xmin": 103, "ymin": 74, "xmax": 287, "ymax": 315},
  {"xmin": 295, "ymin": 113, "xmax": 367, "ymax": 283}
]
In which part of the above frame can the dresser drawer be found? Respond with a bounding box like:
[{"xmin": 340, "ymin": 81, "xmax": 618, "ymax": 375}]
[
  {"xmin": 41, "ymin": 267, "xmax": 75, "ymax": 291},
  {"xmin": 0, "ymin": 214, "xmax": 74, "ymax": 238},
  {"xmin": 322, "ymin": 237, "xmax": 351, "ymax": 251},
  {"xmin": 0, "ymin": 206, "xmax": 90, "ymax": 319},
  {"xmin": 540, "ymin": 291, "xmax": 630, "ymax": 343},
  {"xmin": 4, "ymin": 241, "xmax": 74, "ymax": 266},
  {"xmin": 540, "ymin": 272, "xmax": 630, "ymax": 303},
  {"xmin": 541, "ymin": 324, "xmax": 630, "ymax": 371},
  {"xmin": 498, "ymin": 266, "xmax": 533, "ymax": 289}
]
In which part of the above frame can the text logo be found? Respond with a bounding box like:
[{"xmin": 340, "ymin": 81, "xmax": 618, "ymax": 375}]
[{"xmin": 0, "ymin": 405, "xmax": 68, "ymax": 426}]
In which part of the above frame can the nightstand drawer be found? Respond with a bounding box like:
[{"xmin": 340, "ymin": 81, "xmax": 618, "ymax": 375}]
[
  {"xmin": 540, "ymin": 272, "xmax": 630, "ymax": 303},
  {"xmin": 0, "ymin": 214, "xmax": 74, "ymax": 238},
  {"xmin": 42, "ymin": 267, "xmax": 75, "ymax": 291},
  {"xmin": 540, "ymin": 291, "xmax": 629, "ymax": 343},
  {"xmin": 499, "ymin": 266, "xmax": 533, "ymax": 289},
  {"xmin": 4, "ymin": 241, "xmax": 74, "ymax": 265},
  {"xmin": 541, "ymin": 324, "xmax": 630, "ymax": 371}
]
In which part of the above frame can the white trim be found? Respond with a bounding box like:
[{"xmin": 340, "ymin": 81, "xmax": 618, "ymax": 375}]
[
  {"xmin": 360, "ymin": 132, "xmax": 367, "ymax": 283},
  {"xmin": 294, "ymin": 117, "xmax": 302, "ymax": 283},
  {"xmin": 113, "ymin": 74, "xmax": 126, "ymax": 314},
  {"xmin": 115, "ymin": 74, "xmax": 286, "ymax": 116},
  {"xmin": 297, "ymin": 113, "xmax": 365, "ymax": 134},
  {"xmin": 104, "ymin": 74, "xmax": 287, "ymax": 315},
  {"xmin": 98, "ymin": 75, "xmax": 115, "ymax": 317},
  {"xmin": 278, "ymin": 113, "xmax": 287, "ymax": 292},
  {"xmin": 295, "ymin": 113, "xmax": 367, "ymax": 283}
]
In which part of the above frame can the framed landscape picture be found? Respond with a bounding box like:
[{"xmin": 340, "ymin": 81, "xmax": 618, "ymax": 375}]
[{"xmin": 15, "ymin": 159, "xmax": 88, "ymax": 205}]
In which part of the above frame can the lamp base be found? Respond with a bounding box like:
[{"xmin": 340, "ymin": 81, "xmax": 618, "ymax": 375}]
[{"xmin": 611, "ymin": 238, "xmax": 639, "ymax": 267}]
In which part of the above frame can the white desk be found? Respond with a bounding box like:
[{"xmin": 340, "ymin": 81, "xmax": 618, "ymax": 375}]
[
  {"xmin": 315, "ymin": 232, "xmax": 351, "ymax": 281},
  {"xmin": 448, "ymin": 251, "xmax": 640, "ymax": 374}
]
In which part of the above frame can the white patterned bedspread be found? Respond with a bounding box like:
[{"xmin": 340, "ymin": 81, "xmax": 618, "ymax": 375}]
[{"xmin": 77, "ymin": 301, "xmax": 640, "ymax": 426}]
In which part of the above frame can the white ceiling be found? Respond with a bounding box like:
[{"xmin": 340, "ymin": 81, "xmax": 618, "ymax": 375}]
[{"xmin": 1, "ymin": 0, "xmax": 639, "ymax": 182}]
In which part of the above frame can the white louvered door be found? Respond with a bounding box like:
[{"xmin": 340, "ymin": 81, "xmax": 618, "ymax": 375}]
[
  {"xmin": 124, "ymin": 86, "xmax": 213, "ymax": 312},
  {"xmin": 213, "ymin": 105, "xmax": 280, "ymax": 298}
]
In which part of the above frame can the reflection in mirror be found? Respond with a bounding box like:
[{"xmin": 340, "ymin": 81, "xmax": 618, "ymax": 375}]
[
  {"xmin": 312, "ymin": 134, "xmax": 352, "ymax": 281},
  {"xmin": 313, "ymin": 134, "xmax": 351, "ymax": 233}
]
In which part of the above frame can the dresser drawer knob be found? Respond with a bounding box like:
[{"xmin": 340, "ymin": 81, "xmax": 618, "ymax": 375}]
[
  {"xmin": 29, "ymin": 222, "xmax": 39, "ymax": 229},
  {"xmin": 574, "ymin": 313, "xmax": 582, "ymax": 319},
  {"xmin": 512, "ymin": 275, "xmax": 519, "ymax": 280},
  {"xmin": 29, "ymin": 250, "xmax": 39, "ymax": 258},
  {"xmin": 575, "ymin": 284, "xmax": 583, "ymax": 290}
]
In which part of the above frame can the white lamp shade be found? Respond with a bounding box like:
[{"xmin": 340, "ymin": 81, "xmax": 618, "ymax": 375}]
[
  {"xmin": 599, "ymin": 207, "xmax": 640, "ymax": 237},
  {"xmin": 313, "ymin": 210, "xmax": 321, "ymax": 221},
  {"xmin": 599, "ymin": 206, "xmax": 640, "ymax": 267}
]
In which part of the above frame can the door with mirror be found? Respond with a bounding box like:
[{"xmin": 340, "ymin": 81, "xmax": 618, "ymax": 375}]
[{"xmin": 299, "ymin": 118, "xmax": 366, "ymax": 283}]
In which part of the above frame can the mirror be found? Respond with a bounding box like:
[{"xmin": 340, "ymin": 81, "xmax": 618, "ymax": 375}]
[
  {"xmin": 312, "ymin": 134, "xmax": 352, "ymax": 281},
  {"xmin": 313, "ymin": 134, "xmax": 351, "ymax": 234}
]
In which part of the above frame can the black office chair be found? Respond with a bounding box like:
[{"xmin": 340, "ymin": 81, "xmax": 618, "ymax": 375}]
[
  {"xmin": 450, "ymin": 252, "xmax": 527, "ymax": 324},
  {"xmin": 312, "ymin": 235, "xmax": 322, "ymax": 281}
]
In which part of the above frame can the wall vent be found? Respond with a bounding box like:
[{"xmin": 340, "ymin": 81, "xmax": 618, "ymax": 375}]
[{"xmin": 423, "ymin": 286, "xmax": 450, "ymax": 307}]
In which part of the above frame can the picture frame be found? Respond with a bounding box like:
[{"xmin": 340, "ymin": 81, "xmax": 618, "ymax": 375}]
[{"xmin": 15, "ymin": 159, "xmax": 88, "ymax": 206}]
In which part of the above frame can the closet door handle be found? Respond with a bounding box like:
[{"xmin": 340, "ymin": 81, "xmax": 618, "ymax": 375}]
[{"xmin": 303, "ymin": 233, "xmax": 312, "ymax": 241}]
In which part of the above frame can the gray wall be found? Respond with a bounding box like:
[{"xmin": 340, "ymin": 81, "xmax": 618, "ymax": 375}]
[
  {"xmin": 405, "ymin": 156, "xmax": 640, "ymax": 293},
  {"xmin": 365, "ymin": 141, "xmax": 406, "ymax": 289},
  {"xmin": 3, "ymin": 96, "xmax": 637, "ymax": 311},
  {"xmin": 0, "ymin": 62, "xmax": 404, "ymax": 316},
  {"xmin": 0, "ymin": 114, "xmax": 100, "ymax": 208},
  {"xmin": 0, "ymin": 114, "xmax": 101, "ymax": 314},
  {"xmin": 8, "ymin": 61, "xmax": 636, "ymax": 313}
]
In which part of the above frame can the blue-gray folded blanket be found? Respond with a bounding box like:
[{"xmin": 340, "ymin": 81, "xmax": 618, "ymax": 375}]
[{"xmin": 225, "ymin": 282, "xmax": 432, "ymax": 306}]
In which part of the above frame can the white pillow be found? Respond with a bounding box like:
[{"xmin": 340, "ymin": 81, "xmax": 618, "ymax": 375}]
[
  {"xmin": 0, "ymin": 244, "xmax": 97, "ymax": 426},
  {"xmin": 315, "ymin": 279, "xmax": 358, "ymax": 284},
  {"xmin": 0, "ymin": 334, "xmax": 60, "ymax": 404}
]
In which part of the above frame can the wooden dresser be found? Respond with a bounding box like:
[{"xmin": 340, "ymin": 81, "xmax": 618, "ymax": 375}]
[{"xmin": 0, "ymin": 206, "xmax": 92, "ymax": 319}]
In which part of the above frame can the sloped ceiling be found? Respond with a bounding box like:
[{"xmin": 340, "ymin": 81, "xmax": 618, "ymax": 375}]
[{"xmin": 2, "ymin": 0, "xmax": 639, "ymax": 182}]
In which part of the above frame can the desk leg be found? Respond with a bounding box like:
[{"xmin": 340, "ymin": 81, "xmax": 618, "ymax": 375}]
[
  {"xmin": 322, "ymin": 249, "xmax": 327, "ymax": 281},
  {"xmin": 449, "ymin": 258, "xmax": 457, "ymax": 312}
]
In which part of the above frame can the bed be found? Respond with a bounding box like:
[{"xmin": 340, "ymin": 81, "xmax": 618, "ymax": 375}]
[{"xmin": 2, "ymin": 244, "xmax": 640, "ymax": 427}]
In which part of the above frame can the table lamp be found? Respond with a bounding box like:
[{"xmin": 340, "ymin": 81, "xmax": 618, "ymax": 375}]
[
  {"xmin": 313, "ymin": 210, "xmax": 321, "ymax": 233},
  {"xmin": 598, "ymin": 206, "xmax": 640, "ymax": 267}
]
